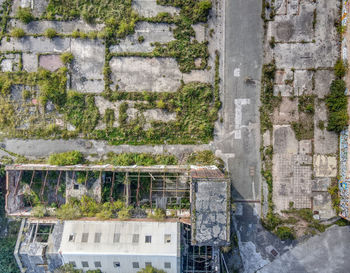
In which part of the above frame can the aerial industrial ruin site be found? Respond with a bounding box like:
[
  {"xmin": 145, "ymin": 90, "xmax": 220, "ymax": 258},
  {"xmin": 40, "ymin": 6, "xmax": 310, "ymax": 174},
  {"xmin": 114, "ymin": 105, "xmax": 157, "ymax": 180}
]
[{"xmin": 0, "ymin": 0, "xmax": 349, "ymax": 273}]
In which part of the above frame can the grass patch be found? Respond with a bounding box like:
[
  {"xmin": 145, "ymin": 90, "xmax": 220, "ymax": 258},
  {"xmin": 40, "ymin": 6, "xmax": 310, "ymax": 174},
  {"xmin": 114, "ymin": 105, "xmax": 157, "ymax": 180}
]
[
  {"xmin": 60, "ymin": 52, "xmax": 74, "ymax": 65},
  {"xmin": 44, "ymin": 28, "xmax": 58, "ymax": 38},
  {"xmin": 10, "ymin": 27, "xmax": 25, "ymax": 38},
  {"xmin": 16, "ymin": 7, "xmax": 34, "ymax": 24}
]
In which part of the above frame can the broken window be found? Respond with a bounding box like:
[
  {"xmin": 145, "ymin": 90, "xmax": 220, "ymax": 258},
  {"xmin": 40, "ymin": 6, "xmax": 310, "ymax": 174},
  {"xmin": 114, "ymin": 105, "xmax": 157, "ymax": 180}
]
[
  {"xmin": 35, "ymin": 224, "xmax": 54, "ymax": 243},
  {"xmin": 69, "ymin": 261, "xmax": 76, "ymax": 267},
  {"xmin": 68, "ymin": 233, "xmax": 76, "ymax": 242},
  {"xmin": 164, "ymin": 262, "xmax": 171, "ymax": 269},
  {"xmin": 82, "ymin": 261, "xmax": 89, "ymax": 268},
  {"xmin": 94, "ymin": 232, "xmax": 101, "ymax": 243},
  {"xmin": 113, "ymin": 233, "xmax": 120, "ymax": 243},
  {"xmin": 164, "ymin": 234, "xmax": 171, "ymax": 243},
  {"xmin": 132, "ymin": 234, "xmax": 139, "ymax": 243},
  {"xmin": 73, "ymin": 184, "xmax": 79, "ymax": 190},
  {"xmin": 81, "ymin": 233, "xmax": 89, "ymax": 243},
  {"xmin": 113, "ymin": 262, "xmax": 120, "ymax": 268},
  {"xmin": 132, "ymin": 262, "xmax": 139, "ymax": 268},
  {"xmin": 145, "ymin": 262, "xmax": 152, "ymax": 267},
  {"xmin": 94, "ymin": 261, "xmax": 101, "ymax": 268},
  {"xmin": 145, "ymin": 235, "xmax": 152, "ymax": 243}
]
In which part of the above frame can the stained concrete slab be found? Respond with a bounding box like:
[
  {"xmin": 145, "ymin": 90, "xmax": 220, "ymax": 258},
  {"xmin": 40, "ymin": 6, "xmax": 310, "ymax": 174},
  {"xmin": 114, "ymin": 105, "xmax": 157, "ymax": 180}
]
[
  {"xmin": 274, "ymin": 42, "xmax": 337, "ymax": 69},
  {"xmin": 11, "ymin": 0, "xmax": 48, "ymax": 17},
  {"xmin": 274, "ymin": 69, "xmax": 294, "ymax": 96},
  {"xmin": 0, "ymin": 37, "xmax": 71, "ymax": 53},
  {"xmin": 273, "ymin": 153, "xmax": 313, "ymax": 211},
  {"xmin": 273, "ymin": 98, "xmax": 299, "ymax": 124},
  {"xmin": 132, "ymin": 0, "xmax": 179, "ymax": 18},
  {"xmin": 22, "ymin": 53, "xmax": 38, "ymax": 72},
  {"xmin": 193, "ymin": 24, "xmax": 207, "ymax": 43},
  {"xmin": 273, "ymin": 125, "xmax": 299, "ymax": 154},
  {"xmin": 312, "ymin": 192, "xmax": 336, "ymax": 219},
  {"xmin": 314, "ymin": 100, "xmax": 338, "ymax": 154},
  {"xmin": 110, "ymin": 22, "xmax": 175, "ymax": 53},
  {"xmin": 267, "ymin": 1, "xmax": 315, "ymax": 43},
  {"xmin": 110, "ymin": 57, "xmax": 182, "ymax": 92},
  {"xmin": 38, "ymin": 54, "xmax": 63, "ymax": 72},
  {"xmin": 314, "ymin": 70, "xmax": 335, "ymax": 99},
  {"xmin": 299, "ymin": 140, "xmax": 312, "ymax": 155},
  {"xmin": 8, "ymin": 19, "xmax": 104, "ymax": 34},
  {"xmin": 0, "ymin": 53, "xmax": 20, "ymax": 72},
  {"xmin": 70, "ymin": 39, "xmax": 105, "ymax": 93},
  {"xmin": 294, "ymin": 70, "xmax": 314, "ymax": 95},
  {"xmin": 313, "ymin": 155, "xmax": 337, "ymax": 177}
]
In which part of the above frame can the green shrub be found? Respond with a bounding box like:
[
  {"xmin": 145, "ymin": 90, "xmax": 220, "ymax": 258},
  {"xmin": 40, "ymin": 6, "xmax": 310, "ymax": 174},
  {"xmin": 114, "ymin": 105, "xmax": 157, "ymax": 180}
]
[
  {"xmin": 32, "ymin": 205, "xmax": 46, "ymax": 217},
  {"xmin": 118, "ymin": 207, "xmax": 131, "ymax": 220},
  {"xmin": 55, "ymin": 202, "xmax": 82, "ymax": 220},
  {"xmin": 138, "ymin": 35, "xmax": 145, "ymax": 43},
  {"xmin": 334, "ymin": 59, "xmax": 348, "ymax": 78},
  {"xmin": 48, "ymin": 150, "xmax": 84, "ymax": 165},
  {"xmin": 60, "ymin": 52, "xmax": 74, "ymax": 65},
  {"xmin": 17, "ymin": 7, "xmax": 34, "ymax": 23},
  {"xmin": 148, "ymin": 208, "xmax": 166, "ymax": 220},
  {"xmin": 10, "ymin": 27, "xmax": 25, "ymax": 38},
  {"xmin": 45, "ymin": 28, "xmax": 58, "ymax": 38},
  {"xmin": 275, "ymin": 226, "xmax": 295, "ymax": 240},
  {"xmin": 262, "ymin": 212, "xmax": 282, "ymax": 231}
]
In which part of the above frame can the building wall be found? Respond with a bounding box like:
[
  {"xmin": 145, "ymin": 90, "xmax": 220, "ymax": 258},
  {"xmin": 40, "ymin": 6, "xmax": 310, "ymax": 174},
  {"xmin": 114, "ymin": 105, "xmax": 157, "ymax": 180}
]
[{"xmin": 61, "ymin": 254, "xmax": 179, "ymax": 273}]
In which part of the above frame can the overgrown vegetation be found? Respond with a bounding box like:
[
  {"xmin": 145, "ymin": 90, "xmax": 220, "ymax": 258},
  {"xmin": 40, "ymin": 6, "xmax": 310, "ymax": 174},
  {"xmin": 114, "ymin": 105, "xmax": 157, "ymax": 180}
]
[
  {"xmin": 48, "ymin": 150, "xmax": 84, "ymax": 165},
  {"xmin": 275, "ymin": 226, "xmax": 295, "ymax": 240},
  {"xmin": 55, "ymin": 196, "xmax": 131, "ymax": 220},
  {"xmin": 326, "ymin": 79, "xmax": 349, "ymax": 133},
  {"xmin": 328, "ymin": 179, "xmax": 341, "ymax": 214},
  {"xmin": 260, "ymin": 61, "xmax": 280, "ymax": 133},
  {"xmin": 103, "ymin": 152, "xmax": 178, "ymax": 166},
  {"xmin": 100, "ymin": 82, "xmax": 219, "ymax": 145},
  {"xmin": 291, "ymin": 94, "xmax": 315, "ymax": 140},
  {"xmin": 186, "ymin": 150, "xmax": 224, "ymax": 170},
  {"xmin": 45, "ymin": 0, "xmax": 137, "ymax": 40}
]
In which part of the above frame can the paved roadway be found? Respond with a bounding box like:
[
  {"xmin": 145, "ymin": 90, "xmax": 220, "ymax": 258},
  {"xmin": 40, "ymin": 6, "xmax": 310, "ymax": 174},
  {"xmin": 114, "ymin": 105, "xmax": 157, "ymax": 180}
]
[
  {"xmin": 214, "ymin": 1, "xmax": 296, "ymax": 272},
  {"xmin": 214, "ymin": 0, "xmax": 262, "ymax": 202}
]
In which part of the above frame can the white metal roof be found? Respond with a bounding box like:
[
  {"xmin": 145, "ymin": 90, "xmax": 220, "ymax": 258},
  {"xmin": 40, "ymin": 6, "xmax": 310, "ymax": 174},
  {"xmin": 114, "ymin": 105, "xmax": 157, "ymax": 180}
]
[{"xmin": 59, "ymin": 220, "xmax": 180, "ymax": 257}]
